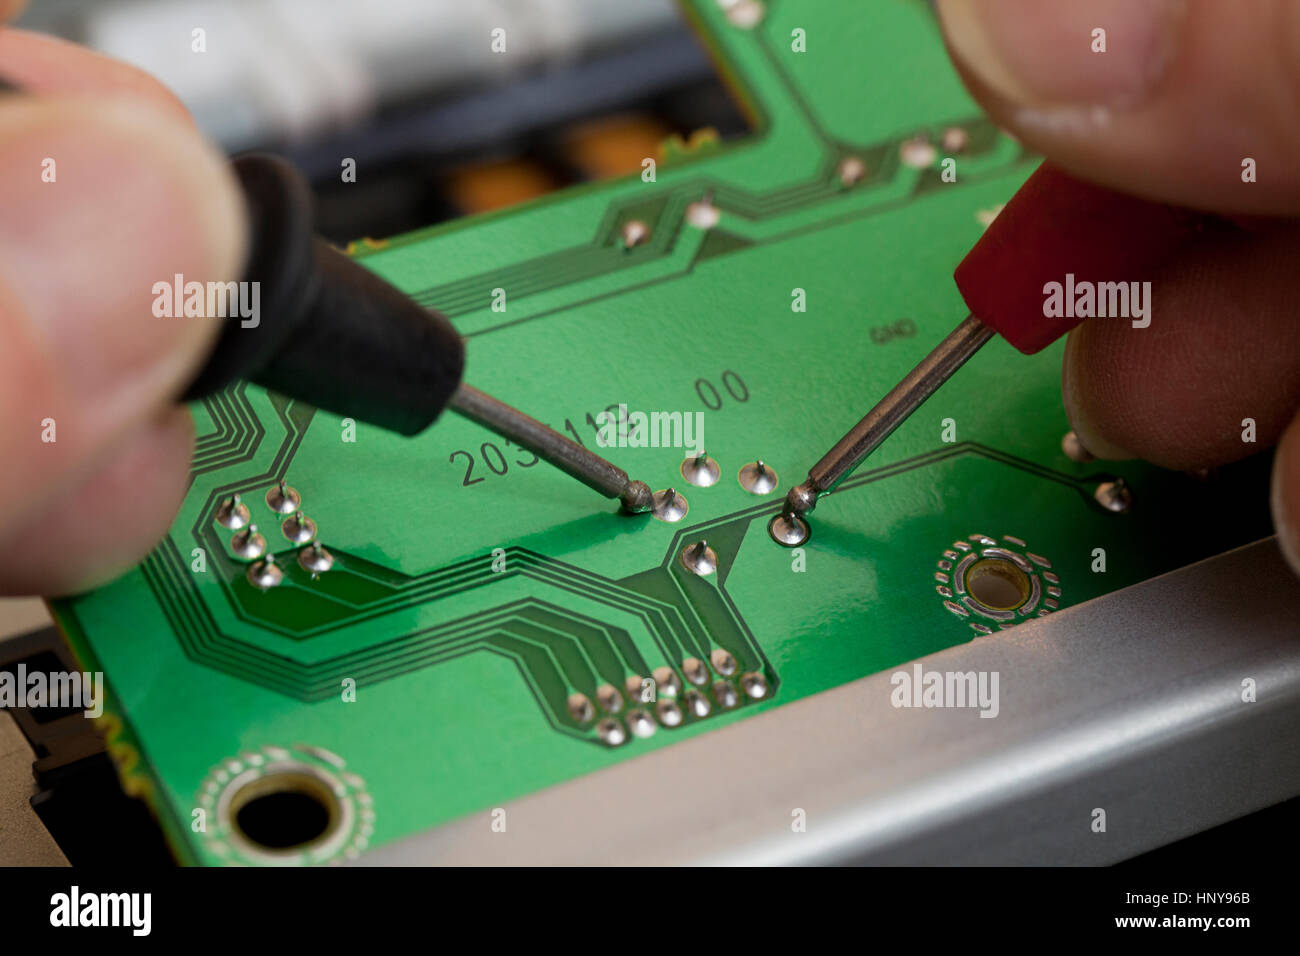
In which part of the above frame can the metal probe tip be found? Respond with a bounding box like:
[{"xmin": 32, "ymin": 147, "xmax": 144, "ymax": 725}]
[
  {"xmin": 773, "ymin": 315, "xmax": 994, "ymax": 544},
  {"xmin": 783, "ymin": 482, "xmax": 819, "ymax": 518},
  {"xmin": 449, "ymin": 384, "xmax": 654, "ymax": 514},
  {"xmin": 619, "ymin": 481, "xmax": 655, "ymax": 514}
]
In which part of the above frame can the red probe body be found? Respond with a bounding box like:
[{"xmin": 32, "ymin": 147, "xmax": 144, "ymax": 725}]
[
  {"xmin": 774, "ymin": 163, "xmax": 1214, "ymax": 542},
  {"xmin": 956, "ymin": 163, "xmax": 1211, "ymax": 353}
]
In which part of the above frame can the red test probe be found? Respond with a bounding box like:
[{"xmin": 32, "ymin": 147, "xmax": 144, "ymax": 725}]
[{"xmin": 773, "ymin": 164, "xmax": 1215, "ymax": 545}]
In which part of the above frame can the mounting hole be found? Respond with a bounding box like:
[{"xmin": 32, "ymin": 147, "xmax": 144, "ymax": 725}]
[
  {"xmin": 964, "ymin": 558, "xmax": 1030, "ymax": 611},
  {"xmin": 229, "ymin": 770, "xmax": 340, "ymax": 853}
]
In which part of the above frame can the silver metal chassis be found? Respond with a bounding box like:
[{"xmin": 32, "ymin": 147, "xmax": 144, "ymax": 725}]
[{"xmin": 361, "ymin": 537, "xmax": 1300, "ymax": 865}]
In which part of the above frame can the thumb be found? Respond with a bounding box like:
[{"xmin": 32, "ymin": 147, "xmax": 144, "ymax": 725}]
[
  {"xmin": 936, "ymin": 0, "xmax": 1300, "ymax": 215},
  {"xmin": 0, "ymin": 97, "xmax": 244, "ymax": 538}
]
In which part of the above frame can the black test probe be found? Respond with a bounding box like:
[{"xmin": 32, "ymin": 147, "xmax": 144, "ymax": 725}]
[{"xmin": 184, "ymin": 155, "xmax": 654, "ymax": 513}]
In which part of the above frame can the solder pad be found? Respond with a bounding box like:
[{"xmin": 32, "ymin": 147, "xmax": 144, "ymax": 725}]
[{"xmin": 50, "ymin": 0, "xmax": 1272, "ymax": 865}]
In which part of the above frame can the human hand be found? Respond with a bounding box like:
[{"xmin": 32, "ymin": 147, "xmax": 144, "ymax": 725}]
[
  {"xmin": 0, "ymin": 2, "xmax": 245, "ymax": 595},
  {"xmin": 936, "ymin": 0, "xmax": 1300, "ymax": 574}
]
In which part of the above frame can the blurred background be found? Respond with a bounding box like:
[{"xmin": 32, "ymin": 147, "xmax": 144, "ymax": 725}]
[{"xmin": 15, "ymin": 0, "xmax": 749, "ymax": 244}]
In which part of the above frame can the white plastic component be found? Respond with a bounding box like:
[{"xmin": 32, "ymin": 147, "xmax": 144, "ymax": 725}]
[{"xmin": 81, "ymin": 0, "xmax": 679, "ymax": 148}]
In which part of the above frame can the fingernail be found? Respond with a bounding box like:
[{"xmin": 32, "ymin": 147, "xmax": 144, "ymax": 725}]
[
  {"xmin": 936, "ymin": 0, "xmax": 1183, "ymax": 109},
  {"xmin": 0, "ymin": 98, "xmax": 244, "ymax": 421},
  {"xmin": 1061, "ymin": 332, "xmax": 1136, "ymax": 460}
]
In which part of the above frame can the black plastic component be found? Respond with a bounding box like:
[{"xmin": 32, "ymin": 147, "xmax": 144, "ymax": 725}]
[
  {"xmin": 182, "ymin": 154, "xmax": 465, "ymax": 436},
  {"xmin": 2, "ymin": 627, "xmax": 175, "ymax": 866}
]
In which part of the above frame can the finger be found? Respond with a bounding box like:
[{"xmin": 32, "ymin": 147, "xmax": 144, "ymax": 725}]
[
  {"xmin": 0, "ymin": 407, "xmax": 194, "ymax": 596},
  {"xmin": 935, "ymin": 0, "xmax": 1300, "ymax": 215},
  {"xmin": 0, "ymin": 28, "xmax": 191, "ymax": 123},
  {"xmin": 0, "ymin": 97, "xmax": 245, "ymax": 540},
  {"xmin": 1272, "ymin": 411, "xmax": 1300, "ymax": 577},
  {"xmin": 1, "ymin": 1, "xmax": 27, "ymax": 22},
  {"xmin": 1061, "ymin": 223, "xmax": 1300, "ymax": 470}
]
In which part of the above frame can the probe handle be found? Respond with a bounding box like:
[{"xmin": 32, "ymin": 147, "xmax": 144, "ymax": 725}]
[
  {"xmin": 183, "ymin": 155, "xmax": 466, "ymax": 436},
  {"xmin": 954, "ymin": 163, "xmax": 1215, "ymax": 354}
]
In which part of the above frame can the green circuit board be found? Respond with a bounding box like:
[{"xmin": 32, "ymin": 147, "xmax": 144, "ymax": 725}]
[{"xmin": 51, "ymin": 0, "xmax": 1271, "ymax": 865}]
